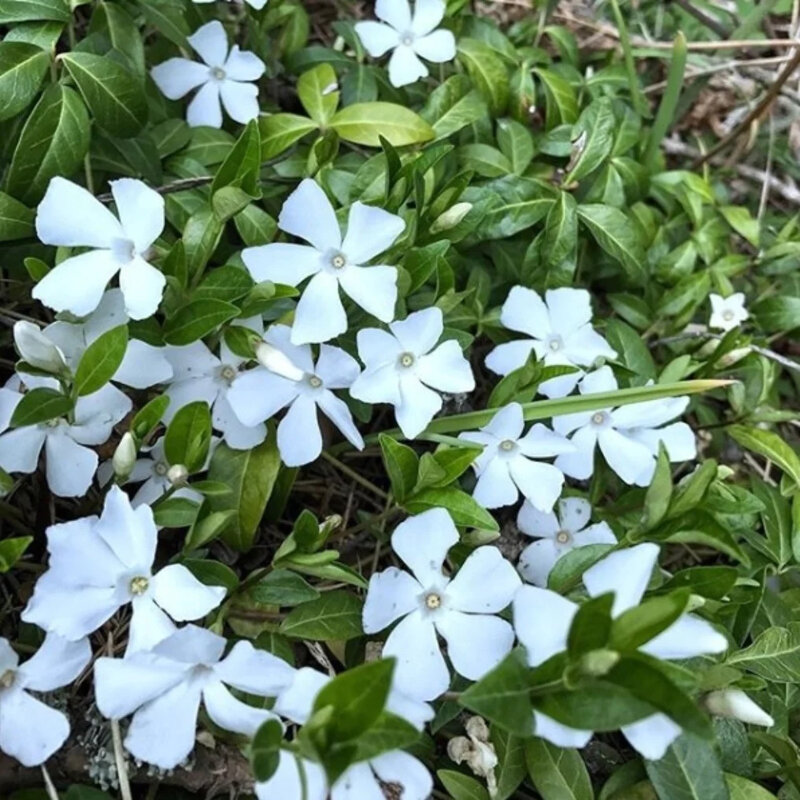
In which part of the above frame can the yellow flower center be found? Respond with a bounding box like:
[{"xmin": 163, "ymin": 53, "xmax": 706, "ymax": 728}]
[
  {"xmin": 129, "ymin": 576, "xmax": 150, "ymax": 596},
  {"xmin": 425, "ymin": 592, "xmax": 442, "ymax": 610}
]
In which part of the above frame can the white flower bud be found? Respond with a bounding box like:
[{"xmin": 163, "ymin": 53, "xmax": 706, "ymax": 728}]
[
  {"xmin": 705, "ymin": 689, "xmax": 774, "ymax": 727},
  {"xmin": 13, "ymin": 321, "xmax": 67, "ymax": 374},
  {"xmin": 112, "ymin": 433, "xmax": 137, "ymax": 480},
  {"xmin": 166, "ymin": 464, "xmax": 189, "ymax": 486},
  {"xmin": 255, "ymin": 342, "xmax": 304, "ymax": 382},
  {"xmin": 430, "ymin": 202, "xmax": 473, "ymax": 233},
  {"xmin": 718, "ymin": 346, "xmax": 752, "ymax": 368}
]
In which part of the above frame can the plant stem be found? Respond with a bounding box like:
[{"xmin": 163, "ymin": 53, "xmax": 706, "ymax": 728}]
[
  {"xmin": 41, "ymin": 766, "xmax": 59, "ymax": 800},
  {"xmin": 320, "ymin": 451, "xmax": 388, "ymax": 499}
]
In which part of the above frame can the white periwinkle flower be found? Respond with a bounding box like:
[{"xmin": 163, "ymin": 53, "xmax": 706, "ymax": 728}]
[
  {"xmin": 350, "ymin": 307, "xmax": 475, "ymax": 439},
  {"xmin": 33, "ymin": 178, "xmax": 166, "ymax": 320},
  {"xmin": 333, "ymin": 751, "xmax": 433, "ymax": 800},
  {"xmin": 709, "ymin": 292, "xmax": 749, "ymax": 332},
  {"xmin": 553, "ymin": 367, "xmax": 696, "ymax": 487},
  {"xmin": 23, "ymin": 486, "xmax": 225, "ymax": 653},
  {"xmin": 94, "ymin": 624, "xmax": 295, "ymax": 769},
  {"xmin": 255, "ymin": 751, "xmax": 328, "ymax": 800},
  {"xmin": 227, "ymin": 324, "xmax": 364, "ymax": 466},
  {"xmin": 486, "ymin": 286, "xmax": 617, "ymax": 399},
  {"xmin": 13, "ymin": 321, "xmax": 67, "ymax": 373},
  {"xmin": 363, "ymin": 508, "xmax": 520, "ymax": 700},
  {"xmin": 517, "ymin": 497, "xmax": 616, "ymax": 587},
  {"xmin": 242, "ymin": 179, "xmax": 404, "ymax": 344},
  {"xmin": 0, "ymin": 634, "xmax": 90, "ymax": 766},
  {"xmin": 0, "ymin": 379, "xmax": 131, "ymax": 498},
  {"xmin": 151, "ymin": 21, "xmax": 265, "ymax": 128},
  {"xmin": 458, "ymin": 402, "xmax": 572, "ymax": 512},
  {"xmin": 704, "ymin": 689, "xmax": 774, "ymax": 727},
  {"xmin": 355, "ymin": 0, "xmax": 456, "ymax": 88},
  {"xmin": 513, "ymin": 544, "xmax": 728, "ymax": 760}
]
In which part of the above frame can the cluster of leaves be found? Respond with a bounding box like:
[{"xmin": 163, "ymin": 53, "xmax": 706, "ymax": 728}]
[{"xmin": 1, "ymin": 1, "xmax": 800, "ymax": 800}]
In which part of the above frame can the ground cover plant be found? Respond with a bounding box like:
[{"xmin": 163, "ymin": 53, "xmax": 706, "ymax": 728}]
[{"xmin": 0, "ymin": 0, "xmax": 800, "ymax": 798}]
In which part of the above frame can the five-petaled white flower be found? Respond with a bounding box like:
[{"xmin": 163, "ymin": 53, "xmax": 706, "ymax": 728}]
[
  {"xmin": 517, "ymin": 496, "xmax": 616, "ymax": 587},
  {"xmin": 227, "ymin": 324, "xmax": 364, "ymax": 466},
  {"xmin": 151, "ymin": 21, "xmax": 265, "ymax": 128},
  {"xmin": 363, "ymin": 508, "xmax": 521, "ymax": 700},
  {"xmin": 486, "ymin": 286, "xmax": 617, "ymax": 399},
  {"xmin": 33, "ymin": 178, "xmax": 166, "ymax": 320},
  {"xmin": 350, "ymin": 308, "xmax": 475, "ymax": 439},
  {"xmin": 355, "ymin": 0, "xmax": 456, "ymax": 88},
  {"xmin": 552, "ymin": 367, "xmax": 696, "ymax": 487},
  {"xmin": 709, "ymin": 293, "xmax": 748, "ymax": 332},
  {"xmin": 23, "ymin": 486, "xmax": 226, "ymax": 653},
  {"xmin": 0, "ymin": 377, "xmax": 131, "ymax": 498},
  {"xmin": 242, "ymin": 179, "xmax": 404, "ymax": 345},
  {"xmin": 94, "ymin": 624, "xmax": 295, "ymax": 769},
  {"xmin": 513, "ymin": 543, "xmax": 728, "ymax": 760},
  {"xmin": 0, "ymin": 634, "xmax": 90, "ymax": 767},
  {"xmin": 459, "ymin": 402, "xmax": 572, "ymax": 512}
]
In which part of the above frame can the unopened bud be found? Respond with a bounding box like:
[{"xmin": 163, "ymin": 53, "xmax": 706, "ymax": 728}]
[
  {"xmin": 705, "ymin": 689, "xmax": 774, "ymax": 727},
  {"xmin": 13, "ymin": 321, "xmax": 67, "ymax": 373},
  {"xmin": 430, "ymin": 202, "xmax": 473, "ymax": 233},
  {"xmin": 255, "ymin": 342, "xmax": 304, "ymax": 381},
  {"xmin": 167, "ymin": 464, "xmax": 189, "ymax": 486},
  {"xmin": 112, "ymin": 432, "xmax": 137, "ymax": 480},
  {"xmin": 579, "ymin": 648, "xmax": 620, "ymax": 677},
  {"xmin": 718, "ymin": 346, "xmax": 752, "ymax": 368}
]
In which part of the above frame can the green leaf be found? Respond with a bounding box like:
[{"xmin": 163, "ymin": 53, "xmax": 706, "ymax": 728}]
[
  {"xmin": 153, "ymin": 497, "xmax": 200, "ymax": 528},
  {"xmin": 0, "ymin": 536, "xmax": 33, "ymax": 572},
  {"xmin": 139, "ymin": 0, "xmax": 189, "ymax": 48},
  {"xmin": 0, "ymin": 191, "xmax": 35, "ymax": 241},
  {"xmin": 250, "ymin": 718, "xmax": 283, "ymax": 782},
  {"xmin": 352, "ymin": 711, "xmax": 420, "ymax": 763},
  {"xmin": 164, "ymin": 401, "xmax": 211, "ymax": 473},
  {"xmin": 728, "ymin": 425, "xmax": 800, "ymax": 493},
  {"xmin": 297, "ymin": 62, "xmax": 339, "ymax": 125},
  {"xmin": 11, "ymin": 387, "xmax": 72, "ymax": 427},
  {"xmin": 754, "ymin": 296, "xmax": 800, "ymax": 331},
  {"xmin": 329, "ymin": 102, "xmax": 434, "ymax": 147},
  {"xmin": 543, "ymin": 191, "xmax": 578, "ymax": 270},
  {"xmin": 0, "ymin": 0, "xmax": 70, "ymax": 23},
  {"xmin": 211, "ymin": 119, "xmax": 261, "ymax": 196},
  {"xmin": 73, "ymin": 325, "xmax": 128, "ymax": 397},
  {"xmin": 577, "ymin": 204, "xmax": 645, "ymax": 280},
  {"xmin": 566, "ymin": 97, "xmax": 616, "ymax": 183},
  {"xmin": 457, "ymin": 38, "xmax": 509, "ymax": 116},
  {"xmin": 567, "ymin": 593, "xmax": 614, "ymax": 657},
  {"xmin": 497, "ymin": 118, "xmax": 534, "ymax": 175},
  {"xmin": 60, "ymin": 52, "xmax": 147, "ymax": 138},
  {"xmin": 524, "ymin": 740, "xmax": 594, "ymax": 800},
  {"xmin": 259, "ymin": 112, "xmax": 318, "ymax": 159},
  {"xmin": 0, "ymin": 42, "xmax": 49, "ymax": 121},
  {"xmin": 641, "ymin": 444, "xmax": 673, "ymax": 529},
  {"xmin": 437, "ymin": 770, "xmax": 490, "ymax": 800},
  {"xmin": 725, "ymin": 774, "xmax": 778, "ymax": 800},
  {"xmin": 645, "ymin": 732, "xmax": 729, "ymax": 800},
  {"xmin": 720, "ymin": 205, "xmax": 759, "ymax": 247},
  {"xmin": 422, "ymin": 74, "xmax": 486, "ymax": 139},
  {"xmin": 726, "ymin": 622, "xmax": 800, "ymax": 681},
  {"xmin": 405, "ymin": 486, "xmax": 498, "ymax": 532},
  {"xmin": 194, "ymin": 266, "xmax": 253, "ymax": 304},
  {"xmin": 280, "ymin": 589, "xmax": 363, "ymax": 641},
  {"xmin": 534, "ymin": 68, "xmax": 578, "ymax": 128},
  {"xmin": 209, "ymin": 438, "xmax": 282, "ymax": 552},
  {"xmin": 5, "ymin": 84, "xmax": 90, "ymax": 204},
  {"xmin": 378, "ymin": 434, "xmax": 418, "ymax": 504},
  {"xmin": 130, "ymin": 394, "xmax": 170, "ymax": 441},
  {"xmin": 163, "ymin": 299, "xmax": 239, "ymax": 345},
  {"xmin": 610, "ymin": 591, "xmax": 689, "ymax": 652},
  {"xmin": 249, "ymin": 569, "xmax": 320, "ymax": 606}
]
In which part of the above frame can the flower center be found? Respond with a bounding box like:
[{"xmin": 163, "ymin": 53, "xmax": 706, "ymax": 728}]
[
  {"xmin": 722, "ymin": 310, "xmax": 735, "ymax": 321},
  {"xmin": 154, "ymin": 461, "xmax": 168, "ymax": 477},
  {"xmin": 111, "ymin": 237, "xmax": 137, "ymax": 264},
  {"xmin": 499, "ymin": 439, "xmax": 516, "ymax": 452},
  {"xmin": 547, "ymin": 335, "xmax": 564, "ymax": 352},
  {"xmin": 555, "ymin": 530, "xmax": 572, "ymax": 545},
  {"xmin": 399, "ymin": 352, "xmax": 415, "ymax": 369},
  {"xmin": 45, "ymin": 418, "xmax": 62, "ymax": 428},
  {"xmin": 210, "ymin": 66, "xmax": 227, "ymax": 81},
  {"xmin": 220, "ymin": 364, "xmax": 237, "ymax": 383},
  {"xmin": 0, "ymin": 670, "xmax": 15, "ymax": 690},
  {"xmin": 330, "ymin": 253, "xmax": 347, "ymax": 269},
  {"xmin": 400, "ymin": 31, "xmax": 415, "ymax": 47},
  {"xmin": 129, "ymin": 576, "xmax": 149, "ymax": 596},
  {"xmin": 425, "ymin": 592, "xmax": 442, "ymax": 610},
  {"xmin": 308, "ymin": 375, "xmax": 323, "ymax": 389},
  {"xmin": 591, "ymin": 411, "xmax": 608, "ymax": 426}
]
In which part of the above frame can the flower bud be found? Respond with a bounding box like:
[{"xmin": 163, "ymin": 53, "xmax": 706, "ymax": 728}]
[
  {"xmin": 112, "ymin": 432, "xmax": 137, "ymax": 480},
  {"xmin": 255, "ymin": 342, "xmax": 304, "ymax": 381},
  {"xmin": 704, "ymin": 689, "xmax": 774, "ymax": 727},
  {"xmin": 430, "ymin": 202, "xmax": 473, "ymax": 233},
  {"xmin": 718, "ymin": 347, "xmax": 752, "ymax": 368},
  {"xmin": 13, "ymin": 321, "xmax": 67, "ymax": 374},
  {"xmin": 167, "ymin": 464, "xmax": 189, "ymax": 486},
  {"xmin": 579, "ymin": 648, "xmax": 620, "ymax": 677}
]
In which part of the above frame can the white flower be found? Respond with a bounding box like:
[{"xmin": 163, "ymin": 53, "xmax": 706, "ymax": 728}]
[
  {"xmin": 513, "ymin": 544, "xmax": 728, "ymax": 760},
  {"xmin": 0, "ymin": 634, "xmax": 90, "ymax": 767},
  {"xmin": 709, "ymin": 293, "xmax": 748, "ymax": 332},
  {"xmin": 151, "ymin": 21, "xmax": 265, "ymax": 128},
  {"xmin": 485, "ymin": 286, "xmax": 617, "ymax": 399},
  {"xmin": 355, "ymin": 0, "xmax": 456, "ymax": 88},
  {"xmin": 517, "ymin": 496, "xmax": 616, "ymax": 587},
  {"xmin": 227, "ymin": 325, "xmax": 364, "ymax": 466},
  {"xmin": 13, "ymin": 321, "xmax": 67, "ymax": 373},
  {"xmin": 552, "ymin": 367, "xmax": 696, "ymax": 487},
  {"xmin": 704, "ymin": 689, "xmax": 773, "ymax": 727},
  {"xmin": 332, "ymin": 751, "xmax": 433, "ymax": 800},
  {"xmin": 164, "ymin": 319, "xmax": 265, "ymax": 451},
  {"xmin": 458, "ymin": 403, "xmax": 572, "ymax": 512},
  {"xmin": 242, "ymin": 179, "xmax": 404, "ymax": 344},
  {"xmin": 350, "ymin": 308, "xmax": 475, "ymax": 439},
  {"xmin": 44, "ymin": 290, "xmax": 173, "ymax": 389},
  {"xmin": 194, "ymin": 0, "xmax": 267, "ymax": 8},
  {"xmin": 23, "ymin": 486, "xmax": 225, "ymax": 653},
  {"xmin": 33, "ymin": 178, "xmax": 166, "ymax": 320},
  {"xmin": 94, "ymin": 624, "xmax": 295, "ymax": 769},
  {"xmin": 0, "ymin": 379, "xmax": 131, "ymax": 498},
  {"xmin": 363, "ymin": 508, "xmax": 520, "ymax": 700},
  {"xmin": 255, "ymin": 752, "xmax": 328, "ymax": 800}
]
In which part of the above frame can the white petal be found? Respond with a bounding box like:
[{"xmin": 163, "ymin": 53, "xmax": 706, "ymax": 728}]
[
  {"xmin": 23, "ymin": 581, "xmax": 120, "ymax": 641},
  {"xmin": 412, "ymin": 0, "xmax": 446, "ymax": 34},
  {"xmin": 18, "ymin": 634, "xmax": 91, "ymax": 692},
  {"xmin": 641, "ymin": 614, "xmax": 728, "ymax": 660},
  {"xmin": 342, "ymin": 202, "xmax": 405, "ymax": 264},
  {"xmin": 483, "ymin": 402, "xmax": 525, "ymax": 440},
  {"xmin": 473, "ymin": 457, "xmax": 518, "ymax": 509},
  {"xmin": 436, "ymin": 610, "xmax": 515, "ymax": 680},
  {"xmin": 187, "ymin": 81, "xmax": 222, "ymax": 128},
  {"xmin": 572, "ymin": 521, "xmax": 616, "ymax": 547},
  {"xmin": 517, "ymin": 502, "xmax": 560, "ymax": 539},
  {"xmin": 317, "ymin": 391, "xmax": 364, "ymax": 450},
  {"xmin": 538, "ymin": 368, "xmax": 582, "ymax": 399},
  {"xmin": 292, "ymin": 271, "xmax": 347, "ymax": 345},
  {"xmin": 386, "ymin": 688, "xmax": 434, "ymax": 731},
  {"xmin": 392, "ymin": 507, "xmax": 458, "ymax": 586},
  {"xmin": 279, "ymin": 179, "xmax": 341, "ymax": 252},
  {"xmin": 220, "ymin": 80, "xmax": 260, "ymax": 124},
  {"xmin": 533, "ymin": 711, "xmax": 593, "ymax": 748},
  {"xmin": 188, "ymin": 20, "xmax": 229, "ymax": 67},
  {"xmin": 611, "ymin": 396, "xmax": 689, "ymax": 430},
  {"xmin": 376, "ymin": 0, "xmax": 411, "ymax": 30},
  {"xmin": 277, "ymin": 395, "xmax": 322, "ymax": 466},
  {"xmin": 333, "ymin": 763, "xmax": 384, "ymax": 800},
  {"xmin": 554, "ymin": 424, "xmax": 597, "ymax": 480},
  {"xmin": 518, "ymin": 539, "xmax": 560, "ymax": 587},
  {"xmin": 580, "ymin": 365, "xmax": 618, "ymax": 394},
  {"xmin": 0, "ymin": 689, "xmax": 70, "ymax": 767},
  {"xmin": 485, "ymin": 339, "xmax": 537, "ymax": 377},
  {"xmin": 116, "ymin": 341, "xmax": 173, "ymax": 389},
  {"xmin": 273, "ymin": 667, "xmax": 329, "ymax": 724},
  {"xmin": 355, "ymin": 21, "xmax": 400, "ymax": 57},
  {"xmin": 447, "ymin": 547, "xmax": 520, "ymax": 613},
  {"xmin": 363, "ymin": 567, "xmax": 421, "ymax": 633},
  {"xmin": 558, "ymin": 497, "xmax": 592, "ymax": 533},
  {"xmin": 242, "ymin": 243, "xmax": 322, "ymax": 286},
  {"xmin": 264, "ymin": 323, "xmax": 316, "ymax": 373},
  {"xmin": 508, "ymin": 458, "xmax": 564, "ymax": 514},
  {"xmin": 355, "ymin": 327, "xmax": 401, "ymax": 368},
  {"xmin": 163, "ymin": 379, "xmax": 218, "ymax": 427},
  {"xmin": 45, "ymin": 434, "xmax": 97, "ymax": 497},
  {"xmin": 349, "ymin": 363, "xmax": 401, "ymax": 406},
  {"xmin": 628, "ymin": 423, "xmax": 697, "ymax": 464},
  {"xmin": 416, "ymin": 340, "xmax": 475, "ymax": 393},
  {"xmin": 119, "ymin": 257, "xmax": 165, "ymax": 320},
  {"xmin": 395, "ymin": 377, "xmax": 441, "ymax": 439},
  {"xmin": 152, "ymin": 624, "xmax": 227, "ymax": 664},
  {"xmin": 213, "ymin": 394, "xmax": 267, "ymax": 450},
  {"xmin": 36, "ymin": 177, "xmax": 122, "ymax": 248},
  {"xmin": 388, "ymin": 44, "xmax": 428, "ymax": 87},
  {"xmin": 32, "ymin": 250, "xmax": 119, "ymax": 317},
  {"xmin": 545, "ymin": 288, "xmax": 592, "ymax": 338},
  {"xmin": 413, "ymin": 29, "xmax": 456, "ymax": 62},
  {"xmin": 621, "ymin": 713, "xmax": 681, "ymax": 761},
  {"xmin": 110, "ymin": 179, "xmax": 165, "ymax": 253},
  {"xmin": 227, "ymin": 369, "xmax": 298, "ymax": 426},
  {"xmin": 371, "ymin": 750, "xmax": 433, "ymax": 800},
  {"xmin": 513, "ymin": 585, "xmax": 576, "ymax": 666},
  {"xmin": 215, "ymin": 640, "xmax": 296, "ymax": 696},
  {"xmin": 500, "ymin": 286, "xmax": 551, "ymax": 339},
  {"xmin": 152, "ymin": 563, "xmax": 226, "ymax": 621},
  {"xmin": 563, "ymin": 324, "xmax": 616, "ymax": 365},
  {"xmin": 0, "ymin": 426, "xmax": 46, "ymax": 474},
  {"xmin": 582, "ymin": 543, "xmax": 659, "ymax": 616},
  {"xmin": 597, "ymin": 428, "xmax": 656, "ymax": 486},
  {"xmin": 127, "ymin": 597, "xmax": 177, "ymax": 655},
  {"xmin": 338, "ymin": 264, "xmax": 397, "ymax": 322},
  {"xmin": 224, "ymin": 46, "xmax": 265, "ymax": 81},
  {"xmin": 256, "ymin": 753, "xmax": 328, "ymax": 800},
  {"xmin": 383, "ymin": 610, "xmax": 450, "ymax": 700},
  {"xmin": 0, "ymin": 387, "xmax": 21, "ymax": 433},
  {"xmin": 390, "ymin": 307, "xmax": 442, "ymax": 355},
  {"xmin": 95, "ymin": 485, "xmax": 157, "ymax": 570},
  {"xmin": 151, "ymin": 58, "xmax": 210, "ymax": 100},
  {"xmin": 315, "ymin": 345, "xmax": 360, "ymax": 389},
  {"xmin": 518, "ymin": 423, "xmax": 574, "ymax": 458},
  {"xmin": 203, "ymin": 680, "xmax": 274, "ymax": 736}
]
